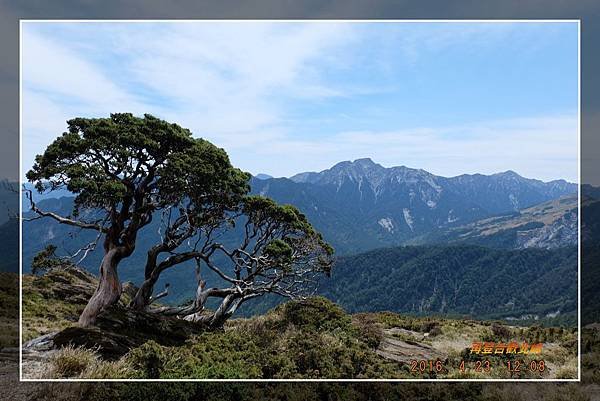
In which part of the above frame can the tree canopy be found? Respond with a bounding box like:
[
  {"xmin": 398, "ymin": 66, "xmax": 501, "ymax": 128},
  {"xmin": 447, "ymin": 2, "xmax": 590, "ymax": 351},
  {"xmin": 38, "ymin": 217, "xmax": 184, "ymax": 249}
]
[{"xmin": 27, "ymin": 113, "xmax": 249, "ymax": 220}]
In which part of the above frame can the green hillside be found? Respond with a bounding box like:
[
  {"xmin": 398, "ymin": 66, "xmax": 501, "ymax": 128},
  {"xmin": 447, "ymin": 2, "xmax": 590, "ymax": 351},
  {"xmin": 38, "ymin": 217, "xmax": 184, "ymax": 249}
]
[
  {"xmin": 319, "ymin": 245, "xmax": 577, "ymax": 324},
  {"xmin": 241, "ymin": 245, "xmax": 577, "ymax": 325}
]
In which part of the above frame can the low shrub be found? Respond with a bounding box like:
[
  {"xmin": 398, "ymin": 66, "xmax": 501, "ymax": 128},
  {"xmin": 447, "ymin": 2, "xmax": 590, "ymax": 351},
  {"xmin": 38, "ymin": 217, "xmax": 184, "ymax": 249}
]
[
  {"xmin": 126, "ymin": 340, "xmax": 166, "ymax": 379},
  {"xmin": 352, "ymin": 313, "xmax": 384, "ymax": 348},
  {"xmin": 277, "ymin": 296, "xmax": 351, "ymax": 332}
]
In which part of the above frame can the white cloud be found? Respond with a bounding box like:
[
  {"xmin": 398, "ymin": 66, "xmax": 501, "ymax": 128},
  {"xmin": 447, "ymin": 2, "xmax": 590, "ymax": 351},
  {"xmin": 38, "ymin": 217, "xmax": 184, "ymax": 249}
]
[
  {"xmin": 124, "ymin": 23, "xmax": 355, "ymax": 141},
  {"xmin": 21, "ymin": 26, "xmax": 151, "ymax": 173},
  {"xmin": 21, "ymin": 28, "xmax": 143, "ymax": 112},
  {"xmin": 21, "ymin": 22, "xmax": 578, "ymax": 183},
  {"xmin": 21, "ymin": 22, "xmax": 356, "ymax": 173},
  {"xmin": 243, "ymin": 114, "xmax": 578, "ymax": 182}
]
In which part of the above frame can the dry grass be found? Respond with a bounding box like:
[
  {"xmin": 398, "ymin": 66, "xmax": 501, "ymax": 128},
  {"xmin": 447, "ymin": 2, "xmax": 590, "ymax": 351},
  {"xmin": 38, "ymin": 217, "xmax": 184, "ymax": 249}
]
[
  {"xmin": 44, "ymin": 345, "xmax": 136, "ymax": 379},
  {"xmin": 46, "ymin": 345, "xmax": 99, "ymax": 379},
  {"xmin": 80, "ymin": 358, "xmax": 134, "ymax": 379}
]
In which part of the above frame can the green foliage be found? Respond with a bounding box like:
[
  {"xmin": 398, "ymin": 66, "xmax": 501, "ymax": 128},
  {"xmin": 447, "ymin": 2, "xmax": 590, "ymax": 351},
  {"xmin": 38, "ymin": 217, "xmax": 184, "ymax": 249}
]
[
  {"xmin": 125, "ymin": 334, "xmax": 272, "ymax": 379},
  {"xmin": 159, "ymin": 137, "xmax": 250, "ymax": 219},
  {"xmin": 0, "ymin": 272, "xmax": 18, "ymax": 320},
  {"xmin": 51, "ymin": 381, "xmax": 595, "ymax": 401},
  {"xmin": 31, "ymin": 245, "xmax": 74, "ymax": 275},
  {"xmin": 277, "ymin": 296, "xmax": 351, "ymax": 332},
  {"xmin": 26, "ymin": 112, "xmax": 250, "ymax": 226},
  {"xmin": 351, "ymin": 313, "xmax": 384, "ymax": 348},
  {"xmin": 0, "ymin": 272, "xmax": 18, "ymax": 347},
  {"xmin": 242, "ymin": 195, "xmax": 335, "ymax": 265},
  {"xmin": 21, "ymin": 268, "xmax": 95, "ymax": 341},
  {"xmin": 89, "ymin": 297, "xmax": 398, "ymax": 380},
  {"xmin": 85, "ymin": 383, "xmax": 200, "ymax": 401},
  {"xmin": 264, "ymin": 239, "xmax": 294, "ymax": 268},
  {"xmin": 242, "ymin": 196, "xmax": 313, "ymax": 232},
  {"xmin": 126, "ymin": 340, "xmax": 167, "ymax": 379},
  {"xmin": 25, "ymin": 272, "xmax": 578, "ymax": 380},
  {"xmin": 70, "ymin": 305, "xmax": 579, "ymax": 380},
  {"xmin": 372, "ymin": 311, "xmax": 439, "ymax": 331},
  {"xmin": 491, "ymin": 323, "xmax": 511, "ymax": 340},
  {"xmin": 582, "ymin": 328, "xmax": 600, "ymax": 384}
]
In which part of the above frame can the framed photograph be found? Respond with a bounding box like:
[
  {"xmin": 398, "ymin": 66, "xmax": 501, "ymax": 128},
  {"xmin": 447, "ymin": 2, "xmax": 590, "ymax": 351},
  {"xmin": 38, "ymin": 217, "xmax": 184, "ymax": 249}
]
[{"xmin": 19, "ymin": 20, "xmax": 580, "ymax": 381}]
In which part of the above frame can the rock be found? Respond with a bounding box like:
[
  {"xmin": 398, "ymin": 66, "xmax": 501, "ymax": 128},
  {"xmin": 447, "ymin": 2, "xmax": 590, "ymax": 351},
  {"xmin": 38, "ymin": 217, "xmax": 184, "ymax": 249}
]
[
  {"xmin": 0, "ymin": 348, "xmax": 19, "ymax": 361},
  {"xmin": 385, "ymin": 327, "xmax": 422, "ymax": 339},
  {"xmin": 52, "ymin": 305, "xmax": 206, "ymax": 360},
  {"xmin": 53, "ymin": 326, "xmax": 132, "ymax": 360},
  {"xmin": 26, "ymin": 267, "xmax": 204, "ymax": 361},
  {"xmin": 36, "ymin": 267, "xmax": 97, "ymax": 305},
  {"xmin": 22, "ymin": 332, "xmax": 56, "ymax": 351},
  {"xmin": 376, "ymin": 328, "xmax": 446, "ymax": 363}
]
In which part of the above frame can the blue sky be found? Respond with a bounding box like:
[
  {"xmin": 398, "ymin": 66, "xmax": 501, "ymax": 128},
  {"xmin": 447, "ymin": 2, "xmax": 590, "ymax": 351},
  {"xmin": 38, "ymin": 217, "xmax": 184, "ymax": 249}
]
[{"xmin": 21, "ymin": 21, "xmax": 579, "ymax": 181}]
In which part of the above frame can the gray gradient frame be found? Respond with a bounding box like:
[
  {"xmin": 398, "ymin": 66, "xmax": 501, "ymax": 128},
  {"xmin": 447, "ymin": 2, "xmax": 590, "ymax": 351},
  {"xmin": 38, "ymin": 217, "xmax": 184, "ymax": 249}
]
[{"xmin": 2, "ymin": 0, "xmax": 597, "ymax": 386}]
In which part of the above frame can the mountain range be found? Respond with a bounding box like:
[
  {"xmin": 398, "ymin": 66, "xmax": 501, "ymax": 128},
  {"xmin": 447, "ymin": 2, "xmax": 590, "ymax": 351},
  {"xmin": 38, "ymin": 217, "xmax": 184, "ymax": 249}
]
[
  {"xmin": 21, "ymin": 158, "xmax": 579, "ymax": 260},
  {"xmin": 251, "ymin": 158, "xmax": 576, "ymax": 253},
  {"xmin": 408, "ymin": 195, "xmax": 578, "ymax": 249}
]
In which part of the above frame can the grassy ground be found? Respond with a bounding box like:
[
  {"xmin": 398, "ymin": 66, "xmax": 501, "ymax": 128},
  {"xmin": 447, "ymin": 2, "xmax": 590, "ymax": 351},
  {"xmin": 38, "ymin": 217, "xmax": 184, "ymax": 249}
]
[
  {"xmin": 372, "ymin": 312, "xmax": 578, "ymax": 379},
  {"xmin": 0, "ymin": 272, "xmax": 18, "ymax": 348},
  {"xmin": 19, "ymin": 268, "xmax": 579, "ymax": 380}
]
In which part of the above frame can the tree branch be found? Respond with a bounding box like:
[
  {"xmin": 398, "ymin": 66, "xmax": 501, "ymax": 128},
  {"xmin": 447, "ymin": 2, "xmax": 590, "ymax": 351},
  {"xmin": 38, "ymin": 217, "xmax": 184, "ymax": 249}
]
[
  {"xmin": 23, "ymin": 188, "xmax": 108, "ymax": 233},
  {"xmin": 149, "ymin": 283, "xmax": 170, "ymax": 304}
]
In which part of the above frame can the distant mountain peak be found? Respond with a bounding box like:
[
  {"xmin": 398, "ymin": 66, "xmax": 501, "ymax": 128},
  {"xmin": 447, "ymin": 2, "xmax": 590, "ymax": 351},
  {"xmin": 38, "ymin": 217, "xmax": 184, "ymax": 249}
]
[
  {"xmin": 283, "ymin": 160, "xmax": 575, "ymax": 213},
  {"xmin": 331, "ymin": 158, "xmax": 386, "ymax": 173},
  {"xmin": 289, "ymin": 171, "xmax": 320, "ymax": 184},
  {"xmin": 290, "ymin": 158, "xmax": 386, "ymax": 184},
  {"xmin": 353, "ymin": 157, "xmax": 377, "ymax": 166},
  {"xmin": 495, "ymin": 170, "xmax": 521, "ymax": 178},
  {"xmin": 254, "ymin": 173, "xmax": 273, "ymax": 180}
]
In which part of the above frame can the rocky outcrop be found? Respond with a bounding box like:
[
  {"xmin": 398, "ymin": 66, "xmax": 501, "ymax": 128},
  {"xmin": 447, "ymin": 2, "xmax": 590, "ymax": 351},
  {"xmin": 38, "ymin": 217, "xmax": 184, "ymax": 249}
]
[
  {"xmin": 30, "ymin": 266, "xmax": 97, "ymax": 303},
  {"xmin": 376, "ymin": 328, "xmax": 446, "ymax": 363},
  {"xmin": 417, "ymin": 195, "xmax": 579, "ymax": 249},
  {"xmin": 23, "ymin": 266, "xmax": 207, "ymax": 361},
  {"xmin": 51, "ymin": 306, "xmax": 206, "ymax": 360},
  {"xmin": 22, "ymin": 304, "xmax": 210, "ymax": 362}
]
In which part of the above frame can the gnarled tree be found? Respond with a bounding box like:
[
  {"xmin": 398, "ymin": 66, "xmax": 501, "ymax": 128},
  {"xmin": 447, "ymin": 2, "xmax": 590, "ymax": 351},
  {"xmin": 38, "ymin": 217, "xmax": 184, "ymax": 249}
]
[
  {"xmin": 143, "ymin": 195, "xmax": 335, "ymax": 329},
  {"xmin": 128, "ymin": 174, "xmax": 242, "ymax": 311},
  {"xmin": 25, "ymin": 113, "xmax": 249, "ymax": 326}
]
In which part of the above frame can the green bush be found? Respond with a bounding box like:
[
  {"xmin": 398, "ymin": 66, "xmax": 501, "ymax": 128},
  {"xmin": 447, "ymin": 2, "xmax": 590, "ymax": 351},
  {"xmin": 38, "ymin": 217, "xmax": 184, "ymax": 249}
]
[
  {"xmin": 277, "ymin": 296, "xmax": 351, "ymax": 332},
  {"xmin": 491, "ymin": 323, "xmax": 511, "ymax": 340},
  {"xmin": 125, "ymin": 332, "xmax": 265, "ymax": 379},
  {"xmin": 126, "ymin": 340, "xmax": 166, "ymax": 379},
  {"xmin": 118, "ymin": 297, "xmax": 399, "ymax": 380},
  {"xmin": 352, "ymin": 313, "xmax": 384, "ymax": 348}
]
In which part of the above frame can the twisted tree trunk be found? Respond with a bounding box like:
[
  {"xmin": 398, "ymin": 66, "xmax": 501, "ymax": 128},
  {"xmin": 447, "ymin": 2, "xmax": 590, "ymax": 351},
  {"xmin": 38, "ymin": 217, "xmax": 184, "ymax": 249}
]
[
  {"xmin": 78, "ymin": 248, "xmax": 122, "ymax": 327},
  {"xmin": 130, "ymin": 276, "xmax": 157, "ymax": 310}
]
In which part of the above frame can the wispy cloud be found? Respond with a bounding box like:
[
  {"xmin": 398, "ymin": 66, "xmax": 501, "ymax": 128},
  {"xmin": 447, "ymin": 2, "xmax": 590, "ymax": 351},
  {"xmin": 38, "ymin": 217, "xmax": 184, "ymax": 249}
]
[
  {"xmin": 21, "ymin": 21, "xmax": 578, "ymax": 183},
  {"xmin": 244, "ymin": 114, "xmax": 579, "ymax": 182},
  {"xmin": 21, "ymin": 22, "xmax": 356, "ymax": 162},
  {"xmin": 22, "ymin": 29, "xmax": 143, "ymax": 111}
]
